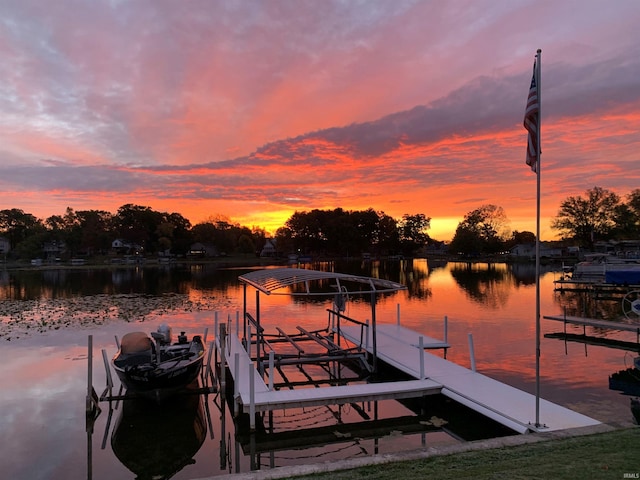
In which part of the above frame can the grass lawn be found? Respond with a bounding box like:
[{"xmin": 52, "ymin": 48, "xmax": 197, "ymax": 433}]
[{"xmin": 288, "ymin": 427, "xmax": 640, "ymax": 480}]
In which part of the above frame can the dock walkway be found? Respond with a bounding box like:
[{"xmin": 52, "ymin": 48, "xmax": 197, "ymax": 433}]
[
  {"xmin": 221, "ymin": 331, "xmax": 441, "ymax": 424},
  {"xmin": 339, "ymin": 324, "xmax": 600, "ymax": 434}
]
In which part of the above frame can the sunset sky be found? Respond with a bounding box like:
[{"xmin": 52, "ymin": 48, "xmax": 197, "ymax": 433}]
[{"xmin": 1, "ymin": 0, "xmax": 639, "ymax": 241}]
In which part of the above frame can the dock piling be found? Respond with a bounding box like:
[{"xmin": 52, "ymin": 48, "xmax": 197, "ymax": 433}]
[
  {"xmin": 86, "ymin": 335, "xmax": 93, "ymax": 413},
  {"xmin": 249, "ymin": 367, "xmax": 256, "ymax": 431},
  {"xmin": 268, "ymin": 351, "xmax": 274, "ymax": 391},
  {"xmin": 468, "ymin": 333, "xmax": 476, "ymax": 372},
  {"xmin": 234, "ymin": 352, "xmax": 240, "ymax": 413},
  {"xmin": 419, "ymin": 336, "xmax": 425, "ymax": 379},
  {"xmin": 220, "ymin": 322, "xmax": 227, "ymax": 398},
  {"xmin": 444, "ymin": 315, "xmax": 448, "ymax": 344}
]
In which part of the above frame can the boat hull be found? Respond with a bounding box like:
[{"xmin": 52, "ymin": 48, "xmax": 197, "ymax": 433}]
[{"xmin": 112, "ymin": 332, "xmax": 205, "ymax": 402}]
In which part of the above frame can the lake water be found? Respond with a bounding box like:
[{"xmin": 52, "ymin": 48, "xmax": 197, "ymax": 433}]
[{"xmin": 1, "ymin": 259, "xmax": 638, "ymax": 479}]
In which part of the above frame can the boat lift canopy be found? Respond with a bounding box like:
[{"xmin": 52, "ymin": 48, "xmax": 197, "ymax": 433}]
[
  {"xmin": 238, "ymin": 267, "xmax": 407, "ymax": 296},
  {"xmin": 237, "ymin": 268, "xmax": 407, "ymax": 374}
]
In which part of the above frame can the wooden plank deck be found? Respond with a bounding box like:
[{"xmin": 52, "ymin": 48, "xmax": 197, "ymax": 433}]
[
  {"xmin": 339, "ymin": 324, "xmax": 601, "ymax": 434},
  {"xmin": 543, "ymin": 314, "xmax": 640, "ymax": 333}
]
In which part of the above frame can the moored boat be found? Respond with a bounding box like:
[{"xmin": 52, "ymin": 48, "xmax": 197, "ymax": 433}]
[
  {"xmin": 571, "ymin": 253, "xmax": 640, "ymax": 282},
  {"xmin": 112, "ymin": 324, "xmax": 205, "ymax": 402}
]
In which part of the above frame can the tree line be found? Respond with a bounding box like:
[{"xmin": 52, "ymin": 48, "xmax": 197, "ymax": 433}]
[
  {"xmin": 0, "ymin": 186, "xmax": 638, "ymax": 261},
  {"xmin": 448, "ymin": 186, "xmax": 640, "ymax": 256},
  {"xmin": 0, "ymin": 204, "xmax": 430, "ymax": 260}
]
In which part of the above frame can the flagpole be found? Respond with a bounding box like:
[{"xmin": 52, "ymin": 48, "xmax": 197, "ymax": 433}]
[{"xmin": 534, "ymin": 48, "xmax": 542, "ymax": 427}]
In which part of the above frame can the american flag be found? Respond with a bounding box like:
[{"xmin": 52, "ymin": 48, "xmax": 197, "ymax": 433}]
[{"xmin": 523, "ymin": 60, "xmax": 539, "ymax": 173}]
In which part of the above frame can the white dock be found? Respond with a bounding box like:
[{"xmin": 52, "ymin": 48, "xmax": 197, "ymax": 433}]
[
  {"xmin": 339, "ymin": 324, "xmax": 601, "ymax": 434},
  {"xmin": 221, "ymin": 332, "xmax": 442, "ymax": 424}
]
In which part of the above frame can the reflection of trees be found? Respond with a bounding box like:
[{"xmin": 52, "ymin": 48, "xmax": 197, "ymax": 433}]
[
  {"xmin": 281, "ymin": 259, "xmax": 432, "ymax": 304},
  {"xmin": 449, "ymin": 263, "xmax": 511, "ymax": 309},
  {"xmin": 508, "ymin": 263, "xmax": 537, "ymax": 285},
  {"xmin": 508, "ymin": 263, "xmax": 558, "ymax": 286},
  {"xmin": 0, "ymin": 260, "xmax": 434, "ymax": 304}
]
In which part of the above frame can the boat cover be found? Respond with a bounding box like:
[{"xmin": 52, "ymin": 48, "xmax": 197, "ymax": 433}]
[
  {"xmin": 120, "ymin": 332, "xmax": 153, "ymax": 354},
  {"xmin": 605, "ymin": 271, "xmax": 640, "ymax": 285}
]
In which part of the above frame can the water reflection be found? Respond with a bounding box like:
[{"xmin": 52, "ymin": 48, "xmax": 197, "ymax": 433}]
[
  {"xmin": 2, "ymin": 259, "xmax": 640, "ymax": 479},
  {"xmin": 109, "ymin": 386, "xmax": 208, "ymax": 479},
  {"xmin": 449, "ymin": 262, "xmax": 510, "ymax": 308}
]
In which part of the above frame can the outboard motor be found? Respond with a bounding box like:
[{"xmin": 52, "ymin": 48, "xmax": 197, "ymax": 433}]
[{"xmin": 156, "ymin": 324, "xmax": 172, "ymax": 345}]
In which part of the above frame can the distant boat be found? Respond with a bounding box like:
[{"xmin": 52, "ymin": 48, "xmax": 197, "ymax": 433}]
[
  {"xmin": 571, "ymin": 254, "xmax": 640, "ymax": 282},
  {"xmin": 112, "ymin": 325, "xmax": 205, "ymax": 402}
]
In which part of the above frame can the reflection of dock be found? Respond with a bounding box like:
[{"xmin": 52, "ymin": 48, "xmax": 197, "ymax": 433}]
[
  {"xmin": 543, "ymin": 313, "xmax": 640, "ymax": 353},
  {"xmin": 544, "ymin": 314, "xmax": 640, "ymax": 338},
  {"xmin": 339, "ymin": 324, "xmax": 600, "ymax": 434},
  {"xmin": 554, "ymin": 279, "xmax": 640, "ymax": 296},
  {"xmin": 544, "ymin": 332, "xmax": 640, "ymax": 352},
  {"xmin": 236, "ymin": 413, "xmax": 443, "ymax": 455}
]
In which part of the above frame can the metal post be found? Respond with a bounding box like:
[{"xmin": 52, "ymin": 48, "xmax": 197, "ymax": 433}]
[
  {"xmin": 397, "ymin": 303, "xmax": 401, "ymax": 326},
  {"xmin": 249, "ymin": 367, "xmax": 256, "ymax": 431},
  {"xmin": 86, "ymin": 335, "xmax": 93, "ymax": 412},
  {"xmin": 214, "ymin": 313, "xmax": 219, "ymax": 345},
  {"xmin": 101, "ymin": 349, "xmax": 113, "ymax": 391},
  {"xmin": 234, "ymin": 352, "xmax": 240, "ymax": 413},
  {"xmin": 419, "ymin": 336, "xmax": 425, "ymax": 379},
  {"xmin": 371, "ymin": 291, "xmax": 377, "ymax": 374},
  {"xmin": 220, "ymin": 323, "xmax": 227, "ymax": 397},
  {"xmin": 205, "ymin": 342, "xmax": 214, "ymax": 389},
  {"xmin": 255, "ymin": 290, "xmax": 262, "ymax": 374},
  {"xmin": 534, "ymin": 48, "xmax": 542, "ymax": 428},
  {"xmin": 444, "ymin": 315, "xmax": 448, "ymax": 344},
  {"xmin": 365, "ymin": 319, "xmax": 370, "ymax": 350},
  {"xmin": 468, "ymin": 333, "xmax": 476, "ymax": 372},
  {"xmin": 268, "ymin": 351, "xmax": 274, "ymax": 391},
  {"xmin": 242, "ymin": 283, "xmax": 247, "ymax": 344}
]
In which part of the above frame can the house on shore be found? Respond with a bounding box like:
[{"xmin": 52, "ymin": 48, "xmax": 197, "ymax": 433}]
[
  {"xmin": 188, "ymin": 242, "xmax": 219, "ymax": 258},
  {"xmin": 260, "ymin": 239, "xmax": 277, "ymax": 257},
  {"xmin": 509, "ymin": 242, "xmax": 564, "ymax": 260}
]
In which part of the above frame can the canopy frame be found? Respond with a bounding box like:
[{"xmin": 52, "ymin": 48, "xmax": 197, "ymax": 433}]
[{"xmin": 237, "ymin": 268, "xmax": 408, "ymax": 373}]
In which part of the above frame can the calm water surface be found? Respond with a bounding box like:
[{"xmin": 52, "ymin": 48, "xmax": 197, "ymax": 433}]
[{"xmin": 0, "ymin": 259, "xmax": 637, "ymax": 479}]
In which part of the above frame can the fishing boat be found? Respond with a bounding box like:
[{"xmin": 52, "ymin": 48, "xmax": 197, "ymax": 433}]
[{"xmin": 112, "ymin": 324, "xmax": 205, "ymax": 402}]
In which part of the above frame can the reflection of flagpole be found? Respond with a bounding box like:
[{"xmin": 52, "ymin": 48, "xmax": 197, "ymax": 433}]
[
  {"xmin": 524, "ymin": 48, "xmax": 542, "ymax": 427},
  {"xmin": 534, "ymin": 49, "xmax": 542, "ymax": 427}
]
